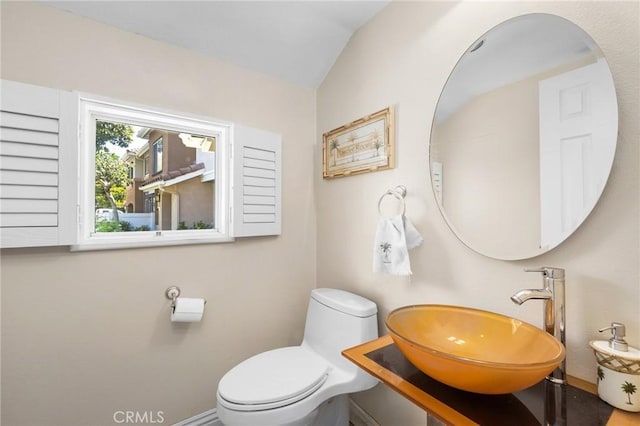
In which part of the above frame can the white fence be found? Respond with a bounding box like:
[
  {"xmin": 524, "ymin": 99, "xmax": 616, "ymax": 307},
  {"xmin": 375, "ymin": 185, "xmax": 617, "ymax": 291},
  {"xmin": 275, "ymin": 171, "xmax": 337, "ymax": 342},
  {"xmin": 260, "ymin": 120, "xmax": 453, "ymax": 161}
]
[{"xmin": 96, "ymin": 209, "xmax": 154, "ymax": 229}]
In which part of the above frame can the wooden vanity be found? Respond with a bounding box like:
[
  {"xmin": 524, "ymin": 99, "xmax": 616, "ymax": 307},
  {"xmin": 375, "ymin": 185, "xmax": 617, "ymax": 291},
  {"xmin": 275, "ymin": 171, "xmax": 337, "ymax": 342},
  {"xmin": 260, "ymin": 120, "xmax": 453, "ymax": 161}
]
[{"xmin": 343, "ymin": 335, "xmax": 640, "ymax": 425}]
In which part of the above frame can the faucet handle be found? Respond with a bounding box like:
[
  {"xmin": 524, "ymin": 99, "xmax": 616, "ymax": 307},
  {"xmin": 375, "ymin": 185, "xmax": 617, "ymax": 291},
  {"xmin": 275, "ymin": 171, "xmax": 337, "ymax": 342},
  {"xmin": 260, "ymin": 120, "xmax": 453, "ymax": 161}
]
[
  {"xmin": 599, "ymin": 322, "xmax": 628, "ymax": 352},
  {"xmin": 524, "ymin": 267, "xmax": 565, "ymax": 278}
]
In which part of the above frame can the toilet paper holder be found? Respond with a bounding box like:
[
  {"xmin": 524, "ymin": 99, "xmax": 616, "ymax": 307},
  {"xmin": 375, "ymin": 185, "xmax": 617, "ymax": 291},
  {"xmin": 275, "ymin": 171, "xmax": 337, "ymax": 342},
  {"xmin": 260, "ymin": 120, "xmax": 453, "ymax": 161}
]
[
  {"xmin": 165, "ymin": 286, "xmax": 181, "ymax": 307},
  {"xmin": 165, "ymin": 286, "xmax": 207, "ymax": 308}
]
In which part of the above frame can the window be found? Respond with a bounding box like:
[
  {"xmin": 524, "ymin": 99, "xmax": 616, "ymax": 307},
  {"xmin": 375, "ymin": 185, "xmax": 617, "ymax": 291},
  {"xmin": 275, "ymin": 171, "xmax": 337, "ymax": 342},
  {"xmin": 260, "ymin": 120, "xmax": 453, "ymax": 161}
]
[
  {"xmin": 152, "ymin": 136, "xmax": 163, "ymax": 174},
  {"xmin": 94, "ymin": 122, "xmax": 216, "ymax": 235},
  {"xmin": 0, "ymin": 79, "xmax": 282, "ymax": 250},
  {"xmin": 76, "ymin": 95, "xmax": 234, "ymax": 249}
]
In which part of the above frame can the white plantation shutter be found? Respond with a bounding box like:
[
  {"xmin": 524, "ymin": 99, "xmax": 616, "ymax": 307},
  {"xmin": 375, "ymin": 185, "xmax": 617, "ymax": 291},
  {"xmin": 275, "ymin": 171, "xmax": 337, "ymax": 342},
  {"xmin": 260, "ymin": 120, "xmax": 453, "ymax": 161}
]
[
  {"xmin": 0, "ymin": 80, "xmax": 77, "ymax": 248},
  {"xmin": 231, "ymin": 124, "xmax": 282, "ymax": 237}
]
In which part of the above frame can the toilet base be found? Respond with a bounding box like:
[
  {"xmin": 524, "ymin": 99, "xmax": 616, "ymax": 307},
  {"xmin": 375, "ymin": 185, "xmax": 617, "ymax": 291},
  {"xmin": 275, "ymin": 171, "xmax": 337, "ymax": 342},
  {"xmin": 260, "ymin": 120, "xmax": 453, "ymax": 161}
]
[
  {"xmin": 311, "ymin": 394, "xmax": 349, "ymax": 426},
  {"xmin": 218, "ymin": 394, "xmax": 350, "ymax": 426}
]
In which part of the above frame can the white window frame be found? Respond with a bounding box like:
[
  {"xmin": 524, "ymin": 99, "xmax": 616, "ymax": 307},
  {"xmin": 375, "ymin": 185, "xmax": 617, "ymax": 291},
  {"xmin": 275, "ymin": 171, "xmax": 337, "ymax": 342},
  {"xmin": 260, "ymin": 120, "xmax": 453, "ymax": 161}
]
[{"xmin": 73, "ymin": 94, "xmax": 234, "ymax": 251}]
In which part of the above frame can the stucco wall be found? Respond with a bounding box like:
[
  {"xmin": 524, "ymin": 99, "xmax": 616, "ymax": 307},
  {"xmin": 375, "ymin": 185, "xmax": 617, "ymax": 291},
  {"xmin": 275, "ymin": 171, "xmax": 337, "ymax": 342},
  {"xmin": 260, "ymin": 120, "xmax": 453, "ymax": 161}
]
[{"xmin": 316, "ymin": 1, "xmax": 639, "ymax": 425}]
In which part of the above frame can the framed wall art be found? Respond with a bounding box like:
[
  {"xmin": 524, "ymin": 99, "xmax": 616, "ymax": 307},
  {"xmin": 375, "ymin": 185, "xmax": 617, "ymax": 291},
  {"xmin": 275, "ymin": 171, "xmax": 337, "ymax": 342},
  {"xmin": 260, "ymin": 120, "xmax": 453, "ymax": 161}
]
[{"xmin": 322, "ymin": 106, "xmax": 395, "ymax": 179}]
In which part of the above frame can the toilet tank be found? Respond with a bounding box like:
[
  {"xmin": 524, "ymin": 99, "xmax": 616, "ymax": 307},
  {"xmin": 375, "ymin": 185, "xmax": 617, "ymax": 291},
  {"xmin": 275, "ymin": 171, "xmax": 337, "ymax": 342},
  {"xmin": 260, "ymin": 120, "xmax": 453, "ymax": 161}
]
[{"xmin": 302, "ymin": 288, "xmax": 378, "ymax": 372}]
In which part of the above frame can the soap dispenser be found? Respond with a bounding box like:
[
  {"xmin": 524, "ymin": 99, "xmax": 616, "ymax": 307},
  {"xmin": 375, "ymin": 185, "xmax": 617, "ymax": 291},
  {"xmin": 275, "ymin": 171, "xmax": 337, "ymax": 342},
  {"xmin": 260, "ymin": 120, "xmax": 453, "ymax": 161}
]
[{"xmin": 590, "ymin": 322, "xmax": 640, "ymax": 412}]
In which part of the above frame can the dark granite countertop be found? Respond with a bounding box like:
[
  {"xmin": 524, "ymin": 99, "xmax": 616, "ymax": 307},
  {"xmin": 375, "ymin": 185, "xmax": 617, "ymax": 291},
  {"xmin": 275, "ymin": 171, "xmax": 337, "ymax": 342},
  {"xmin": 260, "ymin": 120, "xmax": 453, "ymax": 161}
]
[
  {"xmin": 341, "ymin": 335, "xmax": 635, "ymax": 425},
  {"xmin": 366, "ymin": 341, "xmax": 613, "ymax": 425}
]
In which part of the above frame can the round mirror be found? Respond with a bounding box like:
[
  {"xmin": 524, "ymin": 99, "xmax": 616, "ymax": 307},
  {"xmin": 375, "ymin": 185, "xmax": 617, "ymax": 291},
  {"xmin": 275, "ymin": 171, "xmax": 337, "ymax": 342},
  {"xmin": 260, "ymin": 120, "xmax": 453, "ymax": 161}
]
[{"xmin": 430, "ymin": 13, "xmax": 618, "ymax": 260}]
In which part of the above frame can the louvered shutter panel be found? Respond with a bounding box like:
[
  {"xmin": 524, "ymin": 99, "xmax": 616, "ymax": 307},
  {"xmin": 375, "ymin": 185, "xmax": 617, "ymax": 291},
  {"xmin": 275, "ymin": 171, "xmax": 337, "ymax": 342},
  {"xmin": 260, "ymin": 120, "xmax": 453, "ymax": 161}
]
[
  {"xmin": 0, "ymin": 80, "xmax": 77, "ymax": 248},
  {"xmin": 231, "ymin": 124, "xmax": 282, "ymax": 237}
]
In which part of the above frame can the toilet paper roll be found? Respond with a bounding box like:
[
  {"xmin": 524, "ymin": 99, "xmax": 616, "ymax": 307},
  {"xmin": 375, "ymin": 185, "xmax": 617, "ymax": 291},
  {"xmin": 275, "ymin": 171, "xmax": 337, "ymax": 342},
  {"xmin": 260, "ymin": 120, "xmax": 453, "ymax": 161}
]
[{"xmin": 171, "ymin": 297, "xmax": 205, "ymax": 322}]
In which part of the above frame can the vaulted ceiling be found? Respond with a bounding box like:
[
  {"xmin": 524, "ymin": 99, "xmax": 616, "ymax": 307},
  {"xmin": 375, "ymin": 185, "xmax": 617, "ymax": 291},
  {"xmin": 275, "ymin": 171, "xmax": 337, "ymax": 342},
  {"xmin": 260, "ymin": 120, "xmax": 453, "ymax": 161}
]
[{"xmin": 45, "ymin": 1, "xmax": 390, "ymax": 88}]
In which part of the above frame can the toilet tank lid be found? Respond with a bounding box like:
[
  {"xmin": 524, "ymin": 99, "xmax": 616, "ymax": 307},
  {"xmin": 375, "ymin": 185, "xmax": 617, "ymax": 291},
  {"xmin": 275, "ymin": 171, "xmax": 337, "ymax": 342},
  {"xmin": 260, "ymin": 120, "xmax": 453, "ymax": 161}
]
[{"xmin": 311, "ymin": 288, "xmax": 377, "ymax": 317}]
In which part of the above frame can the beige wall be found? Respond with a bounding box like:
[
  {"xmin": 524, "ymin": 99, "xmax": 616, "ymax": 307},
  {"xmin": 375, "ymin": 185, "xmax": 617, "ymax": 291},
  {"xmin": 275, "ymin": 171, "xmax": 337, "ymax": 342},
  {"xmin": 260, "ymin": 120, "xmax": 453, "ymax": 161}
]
[
  {"xmin": 433, "ymin": 75, "xmax": 541, "ymax": 258},
  {"xmin": 0, "ymin": 2, "xmax": 316, "ymax": 425},
  {"xmin": 317, "ymin": 1, "xmax": 638, "ymax": 425}
]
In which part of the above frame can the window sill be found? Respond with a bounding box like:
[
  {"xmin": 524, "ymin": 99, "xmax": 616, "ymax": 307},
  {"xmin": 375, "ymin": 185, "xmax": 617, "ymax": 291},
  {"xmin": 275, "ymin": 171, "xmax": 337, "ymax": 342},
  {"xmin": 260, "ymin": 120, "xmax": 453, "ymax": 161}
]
[{"xmin": 70, "ymin": 232, "xmax": 234, "ymax": 251}]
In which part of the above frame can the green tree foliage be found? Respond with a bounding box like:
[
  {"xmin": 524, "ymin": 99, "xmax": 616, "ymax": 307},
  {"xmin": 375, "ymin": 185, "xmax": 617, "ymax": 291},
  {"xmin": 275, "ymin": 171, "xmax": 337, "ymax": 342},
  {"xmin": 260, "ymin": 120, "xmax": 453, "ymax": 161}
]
[
  {"xmin": 95, "ymin": 187, "xmax": 127, "ymax": 210},
  {"xmin": 110, "ymin": 186, "xmax": 127, "ymax": 208},
  {"xmin": 95, "ymin": 151, "xmax": 131, "ymax": 222},
  {"xmin": 96, "ymin": 121, "xmax": 134, "ymax": 152},
  {"xmin": 96, "ymin": 221, "xmax": 150, "ymax": 233},
  {"xmin": 94, "ymin": 120, "xmax": 134, "ymax": 224}
]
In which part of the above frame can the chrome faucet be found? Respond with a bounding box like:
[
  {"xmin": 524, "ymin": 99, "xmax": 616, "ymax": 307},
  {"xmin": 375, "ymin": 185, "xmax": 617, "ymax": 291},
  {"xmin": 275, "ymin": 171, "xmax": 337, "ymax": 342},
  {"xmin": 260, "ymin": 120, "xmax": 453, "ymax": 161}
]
[{"xmin": 511, "ymin": 267, "xmax": 566, "ymax": 385}]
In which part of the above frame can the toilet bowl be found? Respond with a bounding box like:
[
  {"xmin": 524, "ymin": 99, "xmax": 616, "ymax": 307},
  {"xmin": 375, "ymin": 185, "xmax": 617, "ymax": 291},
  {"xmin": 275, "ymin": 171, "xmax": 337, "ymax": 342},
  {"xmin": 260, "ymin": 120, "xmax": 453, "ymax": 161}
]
[{"xmin": 216, "ymin": 288, "xmax": 378, "ymax": 426}]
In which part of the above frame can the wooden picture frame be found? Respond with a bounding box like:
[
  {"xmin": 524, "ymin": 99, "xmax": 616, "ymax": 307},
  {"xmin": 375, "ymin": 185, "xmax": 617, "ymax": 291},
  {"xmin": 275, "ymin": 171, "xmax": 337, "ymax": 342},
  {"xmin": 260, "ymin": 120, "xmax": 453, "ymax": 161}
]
[{"xmin": 322, "ymin": 106, "xmax": 395, "ymax": 179}]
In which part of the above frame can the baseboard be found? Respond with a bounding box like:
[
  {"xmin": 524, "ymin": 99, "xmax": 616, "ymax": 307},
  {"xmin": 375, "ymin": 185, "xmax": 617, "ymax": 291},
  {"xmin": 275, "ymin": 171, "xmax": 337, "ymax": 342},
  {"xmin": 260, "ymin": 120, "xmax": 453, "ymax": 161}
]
[
  {"xmin": 349, "ymin": 397, "xmax": 380, "ymax": 426},
  {"xmin": 173, "ymin": 400, "xmax": 377, "ymax": 426},
  {"xmin": 172, "ymin": 408, "xmax": 222, "ymax": 426}
]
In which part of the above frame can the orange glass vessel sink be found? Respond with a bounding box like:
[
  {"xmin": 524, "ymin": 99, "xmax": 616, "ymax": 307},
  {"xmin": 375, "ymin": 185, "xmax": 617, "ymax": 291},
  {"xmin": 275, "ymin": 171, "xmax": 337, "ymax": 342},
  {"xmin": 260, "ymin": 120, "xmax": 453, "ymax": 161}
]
[{"xmin": 386, "ymin": 305, "xmax": 565, "ymax": 394}]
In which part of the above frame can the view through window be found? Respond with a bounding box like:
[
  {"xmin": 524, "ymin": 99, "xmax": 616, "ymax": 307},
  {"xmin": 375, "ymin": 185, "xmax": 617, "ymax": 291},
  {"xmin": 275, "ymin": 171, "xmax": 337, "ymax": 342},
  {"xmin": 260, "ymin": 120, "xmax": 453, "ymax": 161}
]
[{"xmin": 94, "ymin": 120, "xmax": 216, "ymax": 234}]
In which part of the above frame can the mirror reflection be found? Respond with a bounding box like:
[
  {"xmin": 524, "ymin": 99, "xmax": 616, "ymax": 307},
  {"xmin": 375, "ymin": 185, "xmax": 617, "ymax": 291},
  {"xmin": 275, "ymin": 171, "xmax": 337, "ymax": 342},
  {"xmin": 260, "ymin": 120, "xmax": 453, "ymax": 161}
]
[{"xmin": 430, "ymin": 14, "xmax": 618, "ymax": 260}]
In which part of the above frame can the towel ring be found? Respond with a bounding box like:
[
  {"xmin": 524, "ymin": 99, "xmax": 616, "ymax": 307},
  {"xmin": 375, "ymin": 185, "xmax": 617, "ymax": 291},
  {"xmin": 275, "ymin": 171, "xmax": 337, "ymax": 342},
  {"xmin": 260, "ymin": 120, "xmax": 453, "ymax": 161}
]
[{"xmin": 378, "ymin": 185, "xmax": 407, "ymax": 216}]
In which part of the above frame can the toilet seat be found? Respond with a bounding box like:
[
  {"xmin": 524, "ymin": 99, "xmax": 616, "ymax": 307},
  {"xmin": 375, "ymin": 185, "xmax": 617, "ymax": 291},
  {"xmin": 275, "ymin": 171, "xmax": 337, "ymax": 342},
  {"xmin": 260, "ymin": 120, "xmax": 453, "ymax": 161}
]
[{"xmin": 217, "ymin": 346, "xmax": 329, "ymax": 412}]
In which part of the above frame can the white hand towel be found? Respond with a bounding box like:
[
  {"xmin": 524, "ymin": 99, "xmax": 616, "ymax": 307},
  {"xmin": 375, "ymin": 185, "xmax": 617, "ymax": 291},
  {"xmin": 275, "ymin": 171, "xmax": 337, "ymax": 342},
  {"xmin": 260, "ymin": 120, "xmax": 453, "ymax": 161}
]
[
  {"xmin": 403, "ymin": 216, "xmax": 423, "ymax": 250},
  {"xmin": 373, "ymin": 215, "xmax": 423, "ymax": 276}
]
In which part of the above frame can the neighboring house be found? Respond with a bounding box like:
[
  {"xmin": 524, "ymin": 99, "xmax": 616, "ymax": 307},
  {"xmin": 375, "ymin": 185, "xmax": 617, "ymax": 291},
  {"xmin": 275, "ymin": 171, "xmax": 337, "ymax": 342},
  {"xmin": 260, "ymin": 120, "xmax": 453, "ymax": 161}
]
[{"xmin": 122, "ymin": 128, "xmax": 216, "ymax": 230}]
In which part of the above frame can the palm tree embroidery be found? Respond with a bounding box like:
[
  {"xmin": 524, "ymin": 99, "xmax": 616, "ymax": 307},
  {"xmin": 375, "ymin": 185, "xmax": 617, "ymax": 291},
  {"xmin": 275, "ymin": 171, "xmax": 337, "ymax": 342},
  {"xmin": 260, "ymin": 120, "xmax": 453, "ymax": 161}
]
[
  {"xmin": 373, "ymin": 140, "xmax": 382, "ymax": 158},
  {"xmin": 380, "ymin": 242, "xmax": 392, "ymax": 263},
  {"xmin": 371, "ymin": 130, "xmax": 381, "ymax": 157},
  {"xmin": 597, "ymin": 366, "xmax": 604, "ymax": 383},
  {"xmin": 621, "ymin": 381, "xmax": 637, "ymax": 405}
]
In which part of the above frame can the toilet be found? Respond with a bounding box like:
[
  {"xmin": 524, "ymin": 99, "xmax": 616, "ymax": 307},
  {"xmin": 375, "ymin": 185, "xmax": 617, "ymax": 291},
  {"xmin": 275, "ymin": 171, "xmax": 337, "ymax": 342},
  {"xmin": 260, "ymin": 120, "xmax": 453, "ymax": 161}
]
[{"xmin": 216, "ymin": 288, "xmax": 378, "ymax": 426}]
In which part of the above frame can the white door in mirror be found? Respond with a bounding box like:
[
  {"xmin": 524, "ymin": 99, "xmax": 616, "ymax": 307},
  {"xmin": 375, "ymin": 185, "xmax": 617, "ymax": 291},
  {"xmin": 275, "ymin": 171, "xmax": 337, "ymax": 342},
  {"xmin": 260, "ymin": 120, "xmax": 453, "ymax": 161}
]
[{"xmin": 539, "ymin": 58, "xmax": 617, "ymax": 249}]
